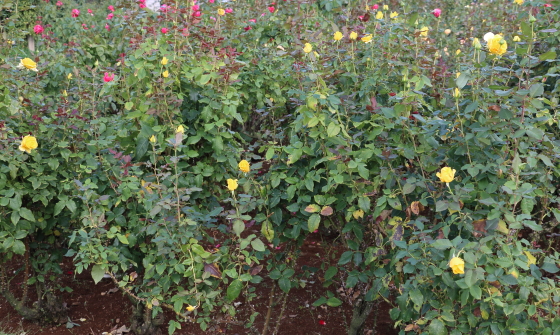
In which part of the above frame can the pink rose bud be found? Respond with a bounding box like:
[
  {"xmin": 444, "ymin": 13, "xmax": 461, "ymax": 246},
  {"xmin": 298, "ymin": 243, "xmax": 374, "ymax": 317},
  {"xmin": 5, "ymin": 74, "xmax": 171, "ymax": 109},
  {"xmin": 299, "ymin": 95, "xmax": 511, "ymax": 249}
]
[
  {"xmin": 432, "ymin": 8, "xmax": 441, "ymax": 18},
  {"xmin": 103, "ymin": 72, "xmax": 115, "ymax": 82},
  {"xmin": 268, "ymin": 6, "xmax": 275, "ymax": 12},
  {"xmin": 108, "ymin": 5, "xmax": 115, "ymax": 11},
  {"xmin": 161, "ymin": 27, "xmax": 168, "ymax": 33}
]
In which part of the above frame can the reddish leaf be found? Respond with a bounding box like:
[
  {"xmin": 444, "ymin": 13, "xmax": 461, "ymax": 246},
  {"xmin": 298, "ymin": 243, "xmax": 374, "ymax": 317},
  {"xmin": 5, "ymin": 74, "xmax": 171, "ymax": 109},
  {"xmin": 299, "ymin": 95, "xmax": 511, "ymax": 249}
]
[{"xmin": 320, "ymin": 206, "xmax": 333, "ymax": 216}]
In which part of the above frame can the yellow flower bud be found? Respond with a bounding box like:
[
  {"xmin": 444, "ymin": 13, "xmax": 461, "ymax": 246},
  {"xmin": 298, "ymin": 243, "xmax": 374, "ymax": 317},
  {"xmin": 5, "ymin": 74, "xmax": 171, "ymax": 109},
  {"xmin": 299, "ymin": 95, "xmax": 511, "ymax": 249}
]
[
  {"xmin": 238, "ymin": 160, "xmax": 250, "ymax": 173},
  {"xmin": 361, "ymin": 34, "xmax": 373, "ymax": 43},
  {"xmin": 375, "ymin": 11, "xmax": 383, "ymax": 19},
  {"xmin": 349, "ymin": 31, "xmax": 358, "ymax": 40},
  {"xmin": 227, "ymin": 178, "xmax": 238, "ymax": 192},
  {"xmin": 67, "ymin": 73, "xmax": 73, "ymax": 80},
  {"xmin": 162, "ymin": 70, "xmax": 169, "ymax": 78},
  {"xmin": 303, "ymin": 43, "xmax": 312, "ymax": 53},
  {"xmin": 390, "ymin": 11, "xmax": 398, "ymax": 18},
  {"xmin": 176, "ymin": 125, "xmax": 185, "ymax": 134},
  {"xmin": 161, "ymin": 57, "xmax": 168, "ymax": 65},
  {"xmin": 149, "ymin": 135, "xmax": 156, "ymax": 143}
]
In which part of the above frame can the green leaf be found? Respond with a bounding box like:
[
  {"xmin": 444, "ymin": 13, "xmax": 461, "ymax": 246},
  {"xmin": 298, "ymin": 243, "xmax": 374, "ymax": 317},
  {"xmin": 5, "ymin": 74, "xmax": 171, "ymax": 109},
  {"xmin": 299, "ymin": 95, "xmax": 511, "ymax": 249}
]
[
  {"xmin": 117, "ymin": 234, "xmax": 129, "ymax": 245},
  {"xmin": 308, "ymin": 214, "xmax": 321, "ymax": 232},
  {"xmin": 512, "ymin": 154, "xmax": 521, "ymax": 174},
  {"xmin": 431, "ymin": 239, "xmax": 453, "ymax": 250},
  {"xmin": 227, "ymin": 279, "xmax": 243, "ymax": 302},
  {"xmin": 313, "ymin": 296, "xmax": 328, "ymax": 306},
  {"xmin": 538, "ymin": 154, "xmax": 554, "ymax": 167},
  {"xmin": 54, "ymin": 200, "xmax": 66, "ymax": 216},
  {"xmin": 91, "ymin": 264, "xmax": 105, "ymax": 284},
  {"xmin": 251, "ymin": 238, "xmax": 265, "ymax": 252},
  {"xmin": 410, "ymin": 288, "xmax": 424, "ymax": 307},
  {"xmin": 12, "ymin": 240, "xmax": 25, "ymax": 255},
  {"xmin": 326, "ymin": 122, "xmax": 340, "ymax": 137},
  {"xmin": 233, "ymin": 219, "xmax": 245, "ymax": 236},
  {"xmin": 326, "ymin": 297, "xmax": 343, "ymax": 307},
  {"xmin": 124, "ymin": 101, "xmax": 134, "ymax": 110},
  {"xmin": 277, "ymin": 277, "xmax": 290, "ymax": 293},
  {"xmin": 265, "ymin": 147, "xmax": 275, "ymax": 160},
  {"xmin": 19, "ymin": 208, "xmax": 35, "ymax": 222},
  {"xmin": 66, "ymin": 200, "xmax": 77, "ymax": 213},
  {"xmin": 136, "ymin": 137, "xmax": 149, "ymax": 160},
  {"xmin": 469, "ymin": 285, "xmax": 482, "ymax": 299},
  {"xmin": 261, "ymin": 220, "xmax": 274, "ymax": 242},
  {"xmin": 539, "ymin": 51, "xmax": 557, "ymax": 61},
  {"xmin": 529, "ymin": 83, "xmax": 544, "ymax": 97},
  {"xmin": 338, "ymin": 251, "xmax": 353, "ymax": 265},
  {"xmin": 325, "ymin": 266, "xmax": 338, "ymax": 281},
  {"xmin": 428, "ymin": 319, "xmax": 448, "ymax": 335}
]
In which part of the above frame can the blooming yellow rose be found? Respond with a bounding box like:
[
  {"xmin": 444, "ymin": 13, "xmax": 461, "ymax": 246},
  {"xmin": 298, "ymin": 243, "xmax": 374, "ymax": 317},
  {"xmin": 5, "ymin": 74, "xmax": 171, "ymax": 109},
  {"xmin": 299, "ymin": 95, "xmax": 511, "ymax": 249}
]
[
  {"xmin": 227, "ymin": 178, "xmax": 238, "ymax": 192},
  {"xmin": 303, "ymin": 43, "xmax": 312, "ymax": 53},
  {"xmin": 19, "ymin": 135, "xmax": 38, "ymax": 153},
  {"xmin": 383, "ymin": 4, "xmax": 389, "ymax": 10},
  {"xmin": 217, "ymin": 8, "xmax": 225, "ymax": 16},
  {"xmin": 449, "ymin": 257, "xmax": 465, "ymax": 274},
  {"xmin": 162, "ymin": 70, "xmax": 169, "ymax": 78},
  {"xmin": 513, "ymin": 36, "xmax": 521, "ymax": 42},
  {"xmin": 17, "ymin": 58, "xmax": 38, "ymax": 72},
  {"xmin": 361, "ymin": 34, "xmax": 373, "ymax": 43},
  {"xmin": 67, "ymin": 73, "xmax": 73, "ymax": 80},
  {"xmin": 161, "ymin": 57, "xmax": 168, "ymax": 65},
  {"xmin": 514, "ymin": 0, "xmax": 523, "ymax": 4},
  {"xmin": 349, "ymin": 31, "xmax": 358, "ymax": 40},
  {"xmin": 238, "ymin": 160, "xmax": 250, "ymax": 173},
  {"xmin": 390, "ymin": 11, "xmax": 398, "ymax": 18},
  {"xmin": 375, "ymin": 11, "xmax": 383, "ymax": 19},
  {"xmin": 333, "ymin": 31, "xmax": 343, "ymax": 41},
  {"xmin": 186, "ymin": 305, "xmax": 196, "ymax": 312},
  {"xmin": 176, "ymin": 125, "xmax": 185, "ymax": 133},
  {"xmin": 419, "ymin": 27, "xmax": 429, "ymax": 37},
  {"xmin": 436, "ymin": 167, "xmax": 456, "ymax": 183},
  {"xmin": 353, "ymin": 209, "xmax": 364, "ymax": 220},
  {"xmin": 488, "ymin": 34, "xmax": 507, "ymax": 56}
]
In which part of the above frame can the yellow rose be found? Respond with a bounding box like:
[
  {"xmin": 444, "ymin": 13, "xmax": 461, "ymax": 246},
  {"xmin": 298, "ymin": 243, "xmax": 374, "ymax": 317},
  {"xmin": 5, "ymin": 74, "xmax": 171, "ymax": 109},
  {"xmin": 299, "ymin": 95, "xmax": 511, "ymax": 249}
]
[
  {"xmin": 162, "ymin": 70, "xmax": 169, "ymax": 78},
  {"xmin": 176, "ymin": 125, "xmax": 185, "ymax": 133},
  {"xmin": 361, "ymin": 34, "xmax": 373, "ymax": 43},
  {"xmin": 67, "ymin": 73, "xmax": 73, "ymax": 80},
  {"xmin": 161, "ymin": 57, "xmax": 168, "ymax": 65},
  {"xmin": 436, "ymin": 167, "xmax": 456, "ymax": 183},
  {"xmin": 238, "ymin": 160, "xmax": 250, "ymax": 173},
  {"xmin": 186, "ymin": 305, "xmax": 196, "ymax": 312},
  {"xmin": 456, "ymin": 49, "xmax": 461, "ymax": 56},
  {"xmin": 19, "ymin": 135, "xmax": 38, "ymax": 153},
  {"xmin": 333, "ymin": 31, "xmax": 343, "ymax": 41},
  {"xmin": 390, "ymin": 11, "xmax": 398, "ymax": 18},
  {"xmin": 513, "ymin": 36, "xmax": 521, "ymax": 42},
  {"xmin": 444, "ymin": 29, "xmax": 452, "ymax": 35},
  {"xmin": 227, "ymin": 179, "xmax": 238, "ymax": 192},
  {"xmin": 149, "ymin": 135, "xmax": 156, "ymax": 143},
  {"xmin": 18, "ymin": 58, "xmax": 38, "ymax": 72},
  {"xmin": 349, "ymin": 31, "xmax": 358, "ymax": 40},
  {"xmin": 419, "ymin": 27, "xmax": 429, "ymax": 37},
  {"xmin": 488, "ymin": 34, "xmax": 507, "ymax": 56},
  {"xmin": 217, "ymin": 8, "xmax": 225, "ymax": 16},
  {"xmin": 514, "ymin": 0, "xmax": 523, "ymax": 4},
  {"xmin": 375, "ymin": 11, "xmax": 383, "ymax": 19},
  {"xmin": 303, "ymin": 43, "xmax": 312, "ymax": 53},
  {"xmin": 449, "ymin": 257, "xmax": 465, "ymax": 274},
  {"xmin": 383, "ymin": 4, "xmax": 389, "ymax": 10}
]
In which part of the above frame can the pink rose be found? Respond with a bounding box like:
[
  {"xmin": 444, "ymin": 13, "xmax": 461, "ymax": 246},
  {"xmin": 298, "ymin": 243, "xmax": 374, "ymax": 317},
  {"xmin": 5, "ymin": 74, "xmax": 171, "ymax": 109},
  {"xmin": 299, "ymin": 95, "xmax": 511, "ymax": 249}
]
[
  {"xmin": 71, "ymin": 8, "xmax": 80, "ymax": 17},
  {"xmin": 161, "ymin": 27, "xmax": 169, "ymax": 34},
  {"xmin": 106, "ymin": 13, "xmax": 114, "ymax": 19},
  {"xmin": 225, "ymin": 8, "xmax": 233, "ymax": 13},
  {"xmin": 244, "ymin": 26, "xmax": 251, "ymax": 31},
  {"xmin": 105, "ymin": 24, "xmax": 110, "ymax": 31},
  {"xmin": 56, "ymin": 1, "xmax": 62, "ymax": 6},
  {"xmin": 249, "ymin": 19, "xmax": 256, "ymax": 23},
  {"xmin": 432, "ymin": 8, "xmax": 441, "ymax": 18},
  {"xmin": 34, "ymin": 25, "xmax": 44, "ymax": 34},
  {"xmin": 372, "ymin": 4, "xmax": 378, "ymax": 9},
  {"xmin": 193, "ymin": 11, "xmax": 201, "ymax": 17},
  {"xmin": 108, "ymin": 5, "xmax": 115, "ymax": 11},
  {"xmin": 103, "ymin": 72, "xmax": 114, "ymax": 82},
  {"xmin": 268, "ymin": 6, "xmax": 275, "ymax": 13},
  {"xmin": 81, "ymin": 23, "xmax": 88, "ymax": 29},
  {"xmin": 87, "ymin": 9, "xmax": 93, "ymax": 15}
]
